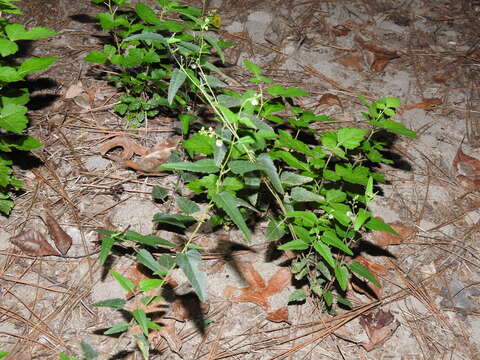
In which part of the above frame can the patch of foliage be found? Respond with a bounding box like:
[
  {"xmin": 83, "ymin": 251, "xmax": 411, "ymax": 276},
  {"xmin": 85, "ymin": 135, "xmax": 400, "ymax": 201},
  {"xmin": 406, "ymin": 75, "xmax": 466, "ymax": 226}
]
[{"xmin": 0, "ymin": 0, "xmax": 57, "ymax": 214}]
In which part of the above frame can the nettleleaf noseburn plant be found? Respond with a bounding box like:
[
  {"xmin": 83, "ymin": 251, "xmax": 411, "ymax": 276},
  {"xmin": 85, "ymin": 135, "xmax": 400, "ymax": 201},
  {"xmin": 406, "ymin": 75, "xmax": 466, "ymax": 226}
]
[{"xmin": 0, "ymin": 0, "xmax": 57, "ymax": 214}]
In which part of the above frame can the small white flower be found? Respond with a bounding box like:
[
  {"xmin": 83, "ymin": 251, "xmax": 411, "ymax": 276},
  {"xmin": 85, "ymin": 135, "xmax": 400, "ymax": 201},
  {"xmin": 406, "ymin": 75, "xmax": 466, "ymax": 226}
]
[
  {"xmin": 251, "ymin": 98, "xmax": 259, "ymax": 106},
  {"xmin": 216, "ymin": 139, "xmax": 223, "ymax": 147}
]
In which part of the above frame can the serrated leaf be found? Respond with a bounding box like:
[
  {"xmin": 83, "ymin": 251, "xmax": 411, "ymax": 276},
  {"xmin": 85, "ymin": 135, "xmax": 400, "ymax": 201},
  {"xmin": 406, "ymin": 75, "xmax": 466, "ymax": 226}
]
[
  {"xmin": 168, "ymin": 68, "xmax": 186, "ymax": 105},
  {"xmin": 257, "ymin": 153, "xmax": 283, "ymax": 194},
  {"xmin": 17, "ymin": 57, "xmax": 57, "ymax": 77},
  {"xmin": 92, "ymin": 298, "xmax": 126, "ymax": 309},
  {"xmin": 0, "ymin": 103, "xmax": 27, "ymax": 134},
  {"xmin": 0, "ymin": 38, "xmax": 18, "ymax": 56},
  {"xmin": 280, "ymin": 171, "xmax": 313, "ymax": 186},
  {"xmin": 291, "ymin": 187, "xmax": 324, "ymax": 202},
  {"xmin": 104, "ymin": 322, "xmax": 129, "ymax": 335},
  {"xmin": 365, "ymin": 217, "xmax": 398, "ymax": 234},
  {"xmin": 380, "ymin": 119, "xmax": 416, "ymax": 138},
  {"xmin": 349, "ymin": 260, "xmax": 381, "ymax": 287},
  {"xmin": 176, "ymin": 249, "xmax": 207, "ymax": 301},
  {"xmin": 183, "ymin": 133, "xmax": 215, "ymax": 155},
  {"xmin": 313, "ymin": 241, "xmax": 335, "ymax": 268},
  {"xmin": 109, "ymin": 270, "xmax": 136, "ymax": 292},
  {"xmin": 135, "ymin": 2, "xmax": 161, "ymax": 25},
  {"xmin": 383, "ymin": 97, "xmax": 401, "ymax": 108},
  {"xmin": 217, "ymin": 94, "xmax": 243, "ymax": 108},
  {"xmin": 322, "ymin": 289, "xmax": 333, "ymax": 307},
  {"xmin": 84, "ymin": 50, "xmax": 109, "ymax": 63},
  {"xmin": 136, "ymin": 249, "xmax": 165, "ymax": 275},
  {"xmin": 266, "ymin": 218, "xmax": 285, "ymax": 241},
  {"xmin": 124, "ymin": 230, "xmax": 177, "ymax": 248},
  {"xmin": 325, "ymin": 189, "xmax": 346, "ymax": 203},
  {"xmin": 288, "ymin": 289, "xmax": 306, "ymax": 302},
  {"xmin": 285, "ymin": 211, "xmax": 317, "ymax": 227},
  {"xmin": 337, "ymin": 128, "xmax": 368, "ymax": 150},
  {"xmin": 270, "ymin": 150, "xmax": 311, "ymax": 172},
  {"xmin": 175, "ymin": 196, "xmax": 200, "ymax": 214},
  {"xmin": 139, "ymin": 278, "xmax": 164, "ymax": 292},
  {"xmin": 5, "ymin": 24, "xmax": 56, "ymax": 41},
  {"xmin": 160, "ymin": 159, "xmax": 219, "ymax": 173},
  {"xmin": 243, "ymin": 59, "xmax": 262, "ymax": 76},
  {"xmin": 152, "ymin": 213, "xmax": 196, "ymax": 229},
  {"xmin": 0, "ymin": 66, "xmax": 21, "ymax": 82},
  {"xmin": 204, "ymin": 75, "xmax": 227, "ymax": 88},
  {"xmin": 80, "ymin": 340, "xmax": 98, "ymax": 360},
  {"xmin": 152, "ymin": 185, "xmax": 168, "ymax": 201},
  {"xmin": 132, "ymin": 309, "xmax": 149, "ymax": 336},
  {"xmin": 124, "ymin": 32, "xmax": 167, "ymax": 45},
  {"xmin": 321, "ymin": 230, "xmax": 352, "ymax": 255},
  {"xmin": 228, "ymin": 160, "xmax": 259, "ymax": 174},
  {"xmin": 212, "ymin": 192, "xmax": 252, "ymax": 241},
  {"xmin": 10, "ymin": 135, "xmax": 42, "ymax": 150},
  {"xmin": 278, "ymin": 239, "xmax": 309, "ymax": 250},
  {"xmin": 334, "ymin": 265, "xmax": 349, "ymax": 291}
]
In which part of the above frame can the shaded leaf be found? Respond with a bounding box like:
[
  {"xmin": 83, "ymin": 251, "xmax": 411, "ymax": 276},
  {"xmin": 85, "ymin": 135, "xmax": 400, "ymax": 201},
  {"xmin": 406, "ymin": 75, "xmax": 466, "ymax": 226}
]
[
  {"xmin": 212, "ymin": 192, "xmax": 251, "ymax": 242},
  {"xmin": 44, "ymin": 212, "xmax": 72, "ymax": 255},
  {"xmin": 334, "ymin": 265, "xmax": 349, "ymax": 291},
  {"xmin": 104, "ymin": 322, "xmax": 129, "ymax": 335},
  {"xmin": 132, "ymin": 309, "xmax": 149, "ymax": 336},
  {"xmin": 168, "ymin": 68, "xmax": 186, "ymax": 105},
  {"xmin": 176, "ymin": 249, "xmax": 208, "ymax": 301},
  {"xmin": 80, "ymin": 340, "xmax": 98, "ymax": 360},
  {"xmin": 10, "ymin": 229, "xmax": 60, "ymax": 256},
  {"xmin": 288, "ymin": 289, "xmax": 306, "ymax": 302},
  {"xmin": 152, "ymin": 213, "xmax": 196, "ymax": 229},
  {"xmin": 92, "ymin": 298, "xmax": 126, "ymax": 309},
  {"xmin": 160, "ymin": 159, "xmax": 219, "ymax": 173},
  {"xmin": 109, "ymin": 270, "xmax": 136, "ymax": 292}
]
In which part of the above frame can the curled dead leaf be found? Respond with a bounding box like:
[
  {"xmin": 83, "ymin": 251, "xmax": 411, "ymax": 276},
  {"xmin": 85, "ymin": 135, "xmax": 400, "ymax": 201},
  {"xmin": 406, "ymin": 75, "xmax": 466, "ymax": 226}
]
[
  {"xmin": 98, "ymin": 136, "xmax": 148, "ymax": 161},
  {"xmin": 453, "ymin": 147, "xmax": 480, "ymax": 188},
  {"xmin": 318, "ymin": 93, "xmax": 342, "ymax": 107},
  {"xmin": 399, "ymin": 98, "xmax": 442, "ymax": 114},
  {"xmin": 331, "ymin": 24, "xmax": 350, "ymax": 37},
  {"xmin": 224, "ymin": 261, "xmax": 291, "ymax": 310},
  {"xmin": 372, "ymin": 220, "xmax": 416, "ymax": 247},
  {"xmin": 266, "ymin": 306, "xmax": 290, "ymax": 323},
  {"xmin": 44, "ymin": 212, "xmax": 72, "ymax": 255},
  {"xmin": 338, "ymin": 54, "xmax": 364, "ymax": 71},
  {"xmin": 64, "ymin": 81, "xmax": 84, "ymax": 99},
  {"xmin": 10, "ymin": 229, "xmax": 60, "ymax": 257},
  {"xmin": 359, "ymin": 309, "xmax": 399, "ymax": 351},
  {"xmin": 355, "ymin": 35, "xmax": 400, "ymax": 72}
]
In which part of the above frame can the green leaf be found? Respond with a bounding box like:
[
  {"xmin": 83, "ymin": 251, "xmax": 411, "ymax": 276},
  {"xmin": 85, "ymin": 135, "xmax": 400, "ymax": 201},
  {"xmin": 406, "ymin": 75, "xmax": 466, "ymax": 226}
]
[
  {"xmin": 334, "ymin": 265, "xmax": 349, "ymax": 291},
  {"xmin": 383, "ymin": 97, "xmax": 401, "ymax": 108},
  {"xmin": 228, "ymin": 160, "xmax": 259, "ymax": 174},
  {"xmin": 353, "ymin": 208, "xmax": 370, "ymax": 231},
  {"xmin": 104, "ymin": 322, "xmax": 130, "ymax": 335},
  {"xmin": 109, "ymin": 270, "xmax": 136, "ymax": 292},
  {"xmin": 152, "ymin": 213, "xmax": 196, "ymax": 229},
  {"xmin": 96, "ymin": 12, "xmax": 116, "ymax": 30},
  {"xmin": 336, "ymin": 295, "xmax": 352, "ymax": 308},
  {"xmin": 132, "ymin": 309, "xmax": 149, "ymax": 336},
  {"xmin": 278, "ymin": 239, "xmax": 309, "ymax": 250},
  {"xmin": 168, "ymin": 68, "xmax": 186, "ymax": 105},
  {"xmin": 139, "ymin": 278, "xmax": 164, "ymax": 292},
  {"xmin": 266, "ymin": 218, "xmax": 285, "ymax": 241},
  {"xmin": 17, "ymin": 57, "xmax": 57, "ymax": 77},
  {"xmin": 217, "ymin": 94, "xmax": 243, "ymax": 108},
  {"xmin": 322, "ymin": 289, "xmax": 333, "ymax": 307},
  {"xmin": 92, "ymin": 298, "xmax": 126, "ymax": 309},
  {"xmin": 204, "ymin": 35, "xmax": 225, "ymax": 63},
  {"xmin": 349, "ymin": 261, "xmax": 381, "ymax": 288},
  {"xmin": 10, "ymin": 135, "xmax": 42, "ymax": 150},
  {"xmin": 243, "ymin": 59, "xmax": 262, "ymax": 76},
  {"xmin": 0, "ymin": 38, "xmax": 18, "ymax": 56},
  {"xmin": 366, "ymin": 176, "xmax": 374, "ymax": 201},
  {"xmin": 0, "ymin": 351, "xmax": 8, "ymax": 360},
  {"xmin": 124, "ymin": 230, "xmax": 177, "ymax": 248},
  {"xmin": 337, "ymin": 128, "xmax": 368, "ymax": 150},
  {"xmin": 313, "ymin": 241, "xmax": 336, "ymax": 268},
  {"xmin": 160, "ymin": 159, "xmax": 219, "ymax": 173},
  {"xmin": 268, "ymin": 85, "xmax": 309, "ymax": 97},
  {"xmin": 276, "ymin": 130, "xmax": 311, "ymax": 155},
  {"xmin": 270, "ymin": 150, "xmax": 310, "ymax": 172},
  {"xmin": 124, "ymin": 32, "xmax": 167, "ymax": 45},
  {"xmin": 212, "ymin": 192, "xmax": 252, "ymax": 242},
  {"xmin": 59, "ymin": 352, "xmax": 78, "ymax": 360},
  {"xmin": 321, "ymin": 230, "xmax": 353, "ymax": 255},
  {"xmin": 183, "ymin": 133, "xmax": 215, "ymax": 155},
  {"xmin": 380, "ymin": 119, "xmax": 416, "ymax": 138},
  {"xmin": 285, "ymin": 211, "xmax": 317, "ymax": 227},
  {"xmin": 175, "ymin": 196, "xmax": 200, "ymax": 214},
  {"xmin": 99, "ymin": 236, "xmax": 115, "ymax": 265},
  {"xmin": 135, "ymin": 2, "xmax": 161, "ymax": 25},
  {"xmin": 204, "ymin": 75, "xmax": 227, "ymax": 88},
  {"xmin": 179, "ymin": 113, "xmax": 196, "ymax": 135},
  {"xmin": 80, "ymin": 340, "xmax": 98, "ymax": 360},
  {"xmin": 152, "ymin": 185, "xmax": 168, "ymax": 201},
  {"xmin": 84, "ymin": 50, "xmax": 109, "ymax": 63},
  {"xmin": 325, "ymin": 189, "xmax": 346, "ymax": 203},
  {"xmin": 280, "ymin": 171, "xmax": 313, "ymax": 186},
  {"xmin": 214, "ymin": 141, "xmax": 227, "ymax": 167},
  {"xmin": 0, "ymin": 103, "xmax": 27, "ymax": 134},
  {"xmin": 0, "ymin": 198, "xmax": 14, "ymax": 214},
  {"xmin": 176, "ymin": 249, "xmax": 208, "ymax": 301},
  {"xmin": 291, "ymin": 187, "xmax": 324, "ymax": 202},
  {"xmin": 0, "ymin": 66, "xmax": 21, "ymax": 82},
  {"xmin": 365, "ymin": 217, "xmax": 398, "ymax": 234},
  {"xmin": 5, "ymin": 24, "xmax": 56, "ymax": 41},
  {"xmin": 257, "ymin": 153, "xmax": 283, "ymax": 194},
  {"xmin": 288, "ymin": 289, "xmax": 306, "ymax": 302},
  {"xmin": 136, "ymin": 249, "xmax": 165, "ymax": 275}
]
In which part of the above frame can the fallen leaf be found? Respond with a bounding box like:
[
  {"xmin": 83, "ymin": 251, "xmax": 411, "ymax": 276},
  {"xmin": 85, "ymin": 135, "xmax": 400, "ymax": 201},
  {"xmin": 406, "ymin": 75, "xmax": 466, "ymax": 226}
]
[
  {"xmin": 432, "ymin": 72, "xmax": 449, "ymax": 83},
  {"xmin": 318, "ymin": 93, "xmax": 342, "ymax": 107},
  {"xmin": 64, "ymin": 81, "xmax": 84, "ymax": 99},
  {"xmin": 266, "ymin": 306, "xmax": 290, "ymax": 323},
  {"xmin": 331, "ymin": 24, "xmax": 350, "ymax": 36},
  {"xmin": 151, "ymin": 319, "xmax": 182, "ymax": 354},
  {"xmin": 338, "ymin": 54, "xmax": 364, "ymax": 71},
  {"xmin": 98, "ymin": 136, "xmax": 148, "ymax": 161},
  {"xmin": 224, "ymin": 262, "xmax": 291, "ymax": 310},
  {"xmin": 400, "ymin": 98, "xmax": 442, "ymax": 114},
  {"xmin": 453, "ymin": 147, "xmax": 480, "ymax": 188},
  {"xmin": 355, "ymin": 35, "xmax": 400, "ymax": 72},
  {"xmin": 359, "ymin": 309, "xmax": 399, "ymax": 351},
  {"xmin": 372, "ymin": 220, "xmax": 416, "ymax": 246},
  {"xmin": 44, "ymin": 212, "xmax": 72, "ymax": 255},
  {"xmin": 10, "ymin": 230, "xmax": 60, "ymax": 256},
  {"xmin": 351, "ymin": 256, "xmax": 388, "ymax": 299}
]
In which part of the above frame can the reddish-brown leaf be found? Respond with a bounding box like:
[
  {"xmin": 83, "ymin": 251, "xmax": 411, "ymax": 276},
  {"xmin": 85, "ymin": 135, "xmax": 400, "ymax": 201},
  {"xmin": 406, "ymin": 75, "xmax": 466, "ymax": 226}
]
[
  {"xmin": 266, "ymin": 306, "xmax": 290, "ymax": 323},
  {"xmin": 224, "ymin": 262, "xmax": 291, "ymax": 310},
  {"xmin": 318, "ymin": 93, "xmax": 342, "ymax": 107},
  {"xmin": 338, "ymin": 54, "xmax": 364, "ymax": 71},
  {"xmin": 351, "ymin": 256, "xmax": 388, "ymax": 299},
  {"xmin": 44, "ymin": 212, "xmax": 72, "ymax": 255},
  {"xmin": 453, "ymin": 147, "xmax": 480, "ymax": 188},
  {"xmin": 151, "ymin": 319, "xmax": 182, "ymax": 354},
  {"xmin": 331, "ymin": 24, "xmax": 350, "ymax": 37},
  {"xmin": 10, "ymin": 230, "xmax": 60, "ymax": 256},
  {"xmin": 98, "ymin": 136, "xmax": 148, "ymax": 161},
  {"xmin": 354, "ymin": 35, "xmax": 400, "ymax": 72},
  {"xmin": 359, "ymin": 309, "xmax": 399, "ymax": 351},
  {"xmin": 372, "ymin": 221, "xmax": 416, "ymax": 247},
  {"xmin": 400, "ymin": 98, "xmax": 442, "ymax": 114}
]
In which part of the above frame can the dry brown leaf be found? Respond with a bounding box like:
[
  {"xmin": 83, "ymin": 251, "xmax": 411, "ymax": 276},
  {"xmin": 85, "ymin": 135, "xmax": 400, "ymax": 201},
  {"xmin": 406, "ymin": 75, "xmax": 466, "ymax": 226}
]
[
  {"xmin": 224, "ymin": 262, "xmax": 291, "ymax": 310},
  {"xmin": 98, "ymin": 136, "xmax": 148, "ymax": 160},
  {"xmin": 64, "ymin": 80, "xmax": 84, "ymax": 99},
  {"xmin": 151, "ymin": 319, "xmax": 182, "ymax": 354},
  {"xmin": 266, "ymin": 306, "xmax": 290, "ymax": 323},
  {"xmin": 400, "ymin": 98, "xmax": 442, "ymax": 114},
  {"xmin": 318, "ymin": 93, "xmax": 342, "ymax": 107},
  {"xmin": 331, "ymin": 24, "xmax": 350, "ymax": 37},
  {"xmin": 372, "ymin": 220, "xmax": 416, "ymax": 247},
  {"xmin": 338, "ymin": 54, "xmax": 364, "ymax": 71},
  {"xmin": 453, "ymin": 147, "xmax": 480, "ymax": 188},
  {"xmin": 359, "ymin": 309, "xmax": 399, "ymax": 351},
  {"xmin": 44, "ymin": 212, "xmax": 72, "ymax": 255},
  {"xmin": 351, "ymin": 256, "xmax": 388, "ymax": 299},
  {"xmin": 432, "ymin": 72, "xmax": 449, "ymax": 83},
  {"xmin": 10, "ymin": 230, "xmax": 60, "ymax": 256},
  {"xmin": 355, "ymin": 35, "xmax": 400, "ymax": 72}
]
